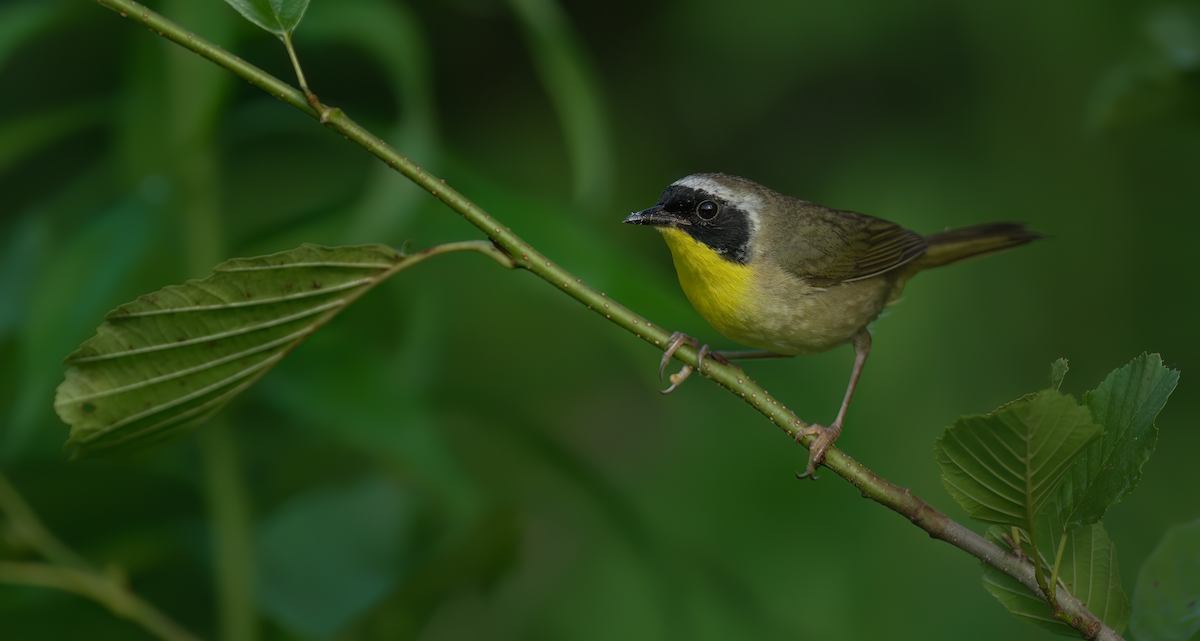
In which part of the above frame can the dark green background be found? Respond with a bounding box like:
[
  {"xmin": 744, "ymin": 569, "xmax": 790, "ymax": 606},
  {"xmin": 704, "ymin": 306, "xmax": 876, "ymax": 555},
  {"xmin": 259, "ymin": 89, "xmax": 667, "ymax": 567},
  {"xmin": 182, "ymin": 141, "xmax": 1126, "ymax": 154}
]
[{"xmin": 1, "ymin": 0, "xmax": 1196, "ymax": 639}]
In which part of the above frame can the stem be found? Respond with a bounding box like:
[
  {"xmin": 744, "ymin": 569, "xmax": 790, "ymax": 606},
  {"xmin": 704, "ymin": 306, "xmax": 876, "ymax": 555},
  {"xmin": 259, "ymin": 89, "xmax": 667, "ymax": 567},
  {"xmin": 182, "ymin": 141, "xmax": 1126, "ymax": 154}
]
[
  {"xmin": 1028, "ymin": 509, "xmax": 1051, "ymax": 602},
  {"xmin": 88, "ymin": 2, "xmax": 1122, "ymax": 639},
  {"xmin": 0, "ymin": 472, "xmax": 199, "ymax": 641},
  {"xmin": 199, "ymin": 419, "xmax": 257, "ymax": 641},
  {"xmin": 1048, "ymin": 532, "xmax": 1069, "ymax": 600},
  {"xmin": 0, "ymin": 473, "xmax": 90, "ymax": 570},
  {"xmin": 280, "ymin": 32, "xmax": 308, "ymax": 91},
  {"xmin": 0, "ymin": 562, "xmax": 201, "ymax": 641},
  {"xmin": 280, "ymin": 30, "xmax": 319, "ymax": 112},
  {"xmin": 398, "ymin": 239, "xmax": 517, "ymax": 270}
]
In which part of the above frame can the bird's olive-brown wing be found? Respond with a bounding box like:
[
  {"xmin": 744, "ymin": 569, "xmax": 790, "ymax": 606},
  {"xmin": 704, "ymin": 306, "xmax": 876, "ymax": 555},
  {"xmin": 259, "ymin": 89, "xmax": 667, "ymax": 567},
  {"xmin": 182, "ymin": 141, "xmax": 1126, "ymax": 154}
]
[{"xmin": 769, "ymin": 200, "xmax": 928, "ymax": 287}]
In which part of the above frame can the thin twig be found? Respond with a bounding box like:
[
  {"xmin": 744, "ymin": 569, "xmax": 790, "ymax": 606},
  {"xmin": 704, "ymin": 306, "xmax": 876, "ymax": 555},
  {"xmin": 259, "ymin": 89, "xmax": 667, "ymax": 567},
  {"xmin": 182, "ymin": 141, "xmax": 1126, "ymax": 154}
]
[
  {"xmin": 200, "ymin": 420, "xmax": 257, "ymax": 641},
  {"xmin": 0, "ymin": 472, "xmax": 199, "ymax": 641},
  {"xmin": 0, "ymin": 562, "xmax": 201, "ymax": 641},
  {"xmin": 88, "ymin": 2, "xmax": 1122, "ymax": 639},
  {"xmin": 0, "ymin": 473, "xmax": 90, "ymax": 570}
]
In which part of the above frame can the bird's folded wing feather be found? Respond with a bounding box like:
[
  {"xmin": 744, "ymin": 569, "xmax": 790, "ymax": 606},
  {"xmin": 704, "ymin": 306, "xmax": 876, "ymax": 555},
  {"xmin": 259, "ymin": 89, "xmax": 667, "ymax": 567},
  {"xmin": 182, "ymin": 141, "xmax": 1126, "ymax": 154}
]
[{"xmin": 784, "ymin": 212, "xmax": 928, "ymax": 287}]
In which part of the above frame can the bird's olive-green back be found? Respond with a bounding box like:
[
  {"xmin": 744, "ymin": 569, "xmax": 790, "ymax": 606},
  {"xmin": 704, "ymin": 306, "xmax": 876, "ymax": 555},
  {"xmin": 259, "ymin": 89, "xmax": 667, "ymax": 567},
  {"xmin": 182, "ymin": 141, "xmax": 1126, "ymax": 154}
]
[{"xmin": 754, "ymin": 189, "xmax": 929, "ymax": 288}]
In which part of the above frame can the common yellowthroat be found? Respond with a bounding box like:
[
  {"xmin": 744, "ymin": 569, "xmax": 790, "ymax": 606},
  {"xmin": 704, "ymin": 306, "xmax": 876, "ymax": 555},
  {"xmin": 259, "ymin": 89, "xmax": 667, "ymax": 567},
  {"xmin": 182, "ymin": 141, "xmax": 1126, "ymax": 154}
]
[{"xmin": 623, "ymin": 173, "xmax": 1042, "ymax": 478}]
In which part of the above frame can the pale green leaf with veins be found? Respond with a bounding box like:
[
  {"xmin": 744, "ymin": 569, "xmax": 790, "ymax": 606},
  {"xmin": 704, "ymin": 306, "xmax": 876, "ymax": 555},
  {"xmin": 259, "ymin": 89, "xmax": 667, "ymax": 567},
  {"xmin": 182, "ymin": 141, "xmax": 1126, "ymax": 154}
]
[
  {"xmin": 55, "ymin": 244, "xmax": 403, "ymax": 458},
  {"xmin": 223, "ymin": 0, "xmax": 310, "ymax": 37},
  {"xmin": 934, "ymin": 389, "xmax": 1101, "ymax": 534},
  {"xmin": 981, "ymin": 521, "xmax": 1129, "ymax": 636}
]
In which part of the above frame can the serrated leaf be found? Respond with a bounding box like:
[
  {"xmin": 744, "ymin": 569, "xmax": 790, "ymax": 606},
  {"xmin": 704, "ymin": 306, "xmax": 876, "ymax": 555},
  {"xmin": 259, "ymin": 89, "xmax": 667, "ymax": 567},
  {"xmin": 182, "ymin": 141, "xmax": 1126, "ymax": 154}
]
[
  {"xmin": 982, "ymin": 523, "xmax": 1129, "ymax": 636},
  {"xmin": 1032, "ymin": 502, "xmax": 1131, "ymax": 634},
  {"xmin": 223, "ymin": 0, "xmax": 310, "ymax": 37},
  {"xmin": 1055, "ymin": 353, "xmax": 1178, "ymax": 531},
  {"xmin": 54, "ymin": 244, "xmax": 403, "ymax": 457},
  {"xmin": 1050, "ymin": 358, "xmax": 1069, "ymax": 391},
  {"xmin": 1131, "ymin": 517, "xmax": 1200, "ymax": 641},
  {"xmin": 935, "ymin": 389, "xmax": 1101, "ymax": 532}
]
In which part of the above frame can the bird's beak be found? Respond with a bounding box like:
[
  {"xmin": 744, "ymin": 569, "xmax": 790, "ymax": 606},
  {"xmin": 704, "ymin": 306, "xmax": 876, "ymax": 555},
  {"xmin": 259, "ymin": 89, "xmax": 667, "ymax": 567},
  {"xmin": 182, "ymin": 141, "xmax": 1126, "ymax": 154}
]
[{"xmin": 622, "ymin": 205, "xmax": 688, "ymax": 226}]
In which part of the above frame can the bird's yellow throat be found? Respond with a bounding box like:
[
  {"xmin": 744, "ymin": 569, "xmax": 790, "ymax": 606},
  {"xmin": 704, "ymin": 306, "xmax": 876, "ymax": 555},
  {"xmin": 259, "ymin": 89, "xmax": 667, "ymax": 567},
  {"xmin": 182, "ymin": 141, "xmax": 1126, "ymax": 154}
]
[{"xmin": 658, "ymin": 227, "xmax": 756, "ymax": 339}]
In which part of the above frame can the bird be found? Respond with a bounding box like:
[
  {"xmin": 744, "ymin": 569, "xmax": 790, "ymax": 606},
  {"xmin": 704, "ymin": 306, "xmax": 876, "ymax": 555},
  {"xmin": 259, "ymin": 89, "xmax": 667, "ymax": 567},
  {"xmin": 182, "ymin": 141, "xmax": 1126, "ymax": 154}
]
[{"xmin": 622, "ymin": 173, "xmax": 1042, "ymax": 478}]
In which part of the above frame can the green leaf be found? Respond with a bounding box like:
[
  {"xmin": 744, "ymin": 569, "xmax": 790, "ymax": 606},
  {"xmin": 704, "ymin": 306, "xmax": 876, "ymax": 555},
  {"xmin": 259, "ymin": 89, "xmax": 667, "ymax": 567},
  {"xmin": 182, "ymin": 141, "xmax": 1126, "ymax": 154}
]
[
  {"xmin": 1033, "ymin": 501, "xmax": 1130, "ymax": 634},
  {"xmin": 223, "ymin": 0, "xmax": 310, "ymax": 37},
  {"xmin": 1050, "ymin": 358, "xmax": 1069, "ymax": 391},
  {"xmin": 982, "ymin": 522, "xmax": 1129, "ymax": 636},
  {"xmin": 1131, "ymin": 517, "xmax": 1200, "ymax": 641},
  {"xmin": 1053, "ymin": 522, "xmax": 1130, "ymax": 634},
  {"xmin": 935, "ymin": 389, "xmax": 1101, "ymax": 533},
  {"xmin": 1056, "ymin": 353, "xmax": 1179, "ymax": 531},
  {"xmin": 980, "ymin": 527, "xmax": 1063, "ymax": 634},
  {"xmin": 54, "ymin": 244, "xmax": 403, "ymax": 458}
]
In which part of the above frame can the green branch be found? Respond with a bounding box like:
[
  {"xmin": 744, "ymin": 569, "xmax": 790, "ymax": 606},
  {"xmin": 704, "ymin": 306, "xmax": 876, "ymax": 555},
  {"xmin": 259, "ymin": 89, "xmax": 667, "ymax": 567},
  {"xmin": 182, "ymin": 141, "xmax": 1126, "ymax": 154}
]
[
  {"xmin": 0, "ymin": 473, "xmax": 198, "ymax": 641},
  {"xmin": 0, "ymin": 562, "xmax": 200, "ymax": 641},
  {"xmin": 200, "ymin": 419, "xmax": 258, "ymax": 641},
  {"xmin": 0, "ymin": 473, "xmax": 89, "ymax": 570},
  {"xmin": 281, "ymin": 32, "xmax": 309, "ymax": 91},
  {"xmin": 88, "ymin": 2, "xmax": 1122, "ymax": 639}
]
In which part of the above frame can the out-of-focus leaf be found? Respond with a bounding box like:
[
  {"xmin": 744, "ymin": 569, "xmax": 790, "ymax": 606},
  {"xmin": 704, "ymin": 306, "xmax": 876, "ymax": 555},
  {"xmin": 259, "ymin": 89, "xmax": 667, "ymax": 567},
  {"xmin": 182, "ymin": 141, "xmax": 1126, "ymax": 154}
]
[
  {"xmin": 257, "ymin": 476, "xmax": 409, "ymax": 638},
  {"xmin": 0, "ymin": 102, "xmax": 103, "ymax": 175},
  {"xmin": 1085, "ymin": 5, "xmax": 1200, "ymax": 133},
  {"xmin": 4, "ymin": 200, "xmax": 154, "ymax": 458},
  {"xmin": 259, "ymin": 315, "xmax": 480, "ymax": 516},
  {"xmin": 357, "ymin": 507, "xmax": 520, "ymax": 636},
  {"xmin": 508, "ymin": 0, "xmax": 613, "ymax": 210},
  {"xmin": 1131, "ymin": 517, "xmax": 1200, "ymax": 641},
  {"xmin": 0, "ymin": 215, "xmax": 48, "ymax": 339},
  {"xmin": 54, "ymin": 244, "xmax": 403, "ymax": 458},
  {"xmin": 934, "ymin": 389, "xmax": 1100, "ymax": 532},
  {"xmin": 0, "ymin": 1, "xmax": 63, "ymax": 71},
  {"xmin": 223, "ymin": 0, "xmax": 309, "ymax": 37},
  {"xmin": 981, "ymin": 523, "xmax": 1129, "ymax": 636},
  {"xmin": 1049, "ymin": 358, "xmax": 1069, "ymax": 391},
  {"xmin": 1055, "ymin": 353, "xmax": 1178, "ymax": 531},
  {"xmin": 1146, "ymin": 4, "xmax": 1200, "ymax": 72}
]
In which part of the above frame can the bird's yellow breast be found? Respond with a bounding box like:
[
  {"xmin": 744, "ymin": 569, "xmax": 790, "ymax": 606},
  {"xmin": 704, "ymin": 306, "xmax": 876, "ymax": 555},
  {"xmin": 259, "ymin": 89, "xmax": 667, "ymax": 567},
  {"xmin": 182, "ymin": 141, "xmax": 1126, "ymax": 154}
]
[
  {"xmin": 658, "ymin": 227, "xmax": 760, "ymax": 345},
  {"xmin": 659, "ymin": 227, "xmax": 896, "ymax": 356}
]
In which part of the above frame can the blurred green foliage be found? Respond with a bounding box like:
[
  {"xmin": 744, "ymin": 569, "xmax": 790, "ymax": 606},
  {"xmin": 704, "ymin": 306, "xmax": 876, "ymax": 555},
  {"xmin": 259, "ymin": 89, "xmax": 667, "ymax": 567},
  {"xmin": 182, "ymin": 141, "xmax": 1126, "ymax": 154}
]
[{"xmin": 2, "ymin": 0, "xmax": 1198, "ymax": 639}]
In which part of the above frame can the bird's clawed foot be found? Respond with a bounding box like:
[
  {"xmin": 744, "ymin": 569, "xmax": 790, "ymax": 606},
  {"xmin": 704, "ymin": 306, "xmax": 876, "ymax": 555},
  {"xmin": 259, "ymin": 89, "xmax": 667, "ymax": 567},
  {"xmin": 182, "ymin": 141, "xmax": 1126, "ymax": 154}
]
[
  {"xmin": 659, "ymin": 332, "xmax": 729, "ymax": 394},
  {"xmin": 794, "ymin": 422, "xmax": 843, "ymax": 480}
]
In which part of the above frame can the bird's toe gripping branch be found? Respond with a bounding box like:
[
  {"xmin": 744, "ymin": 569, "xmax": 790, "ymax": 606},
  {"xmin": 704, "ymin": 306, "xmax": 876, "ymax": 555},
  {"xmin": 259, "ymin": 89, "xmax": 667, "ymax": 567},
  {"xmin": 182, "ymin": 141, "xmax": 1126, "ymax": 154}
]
[
  {"xmin": 794, "ymin": 422, "xmax": 843, "ymax": 480},
  {"xmin": 657, "ymin": 332, "xmax": 742, "ymax": 394},
  {"xmin": 659, "ymin": 332, "xmax": 709, "ymax": 394}
]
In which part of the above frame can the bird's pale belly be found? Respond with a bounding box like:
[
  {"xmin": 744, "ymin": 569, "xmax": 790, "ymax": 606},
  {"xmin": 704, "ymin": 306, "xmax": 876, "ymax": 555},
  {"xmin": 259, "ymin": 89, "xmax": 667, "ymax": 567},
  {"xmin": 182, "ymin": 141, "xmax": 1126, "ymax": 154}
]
[{"xmin": 660, "ymin": 228, "xmax": 895, "ymax": 356}]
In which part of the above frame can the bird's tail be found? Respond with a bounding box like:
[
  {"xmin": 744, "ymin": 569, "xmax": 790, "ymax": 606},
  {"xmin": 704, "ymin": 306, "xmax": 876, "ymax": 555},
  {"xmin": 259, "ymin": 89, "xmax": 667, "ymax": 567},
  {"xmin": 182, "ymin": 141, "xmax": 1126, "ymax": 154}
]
[{"xmin": 912, "ymin": 223, "xmax": 1044, "ymax": 271}]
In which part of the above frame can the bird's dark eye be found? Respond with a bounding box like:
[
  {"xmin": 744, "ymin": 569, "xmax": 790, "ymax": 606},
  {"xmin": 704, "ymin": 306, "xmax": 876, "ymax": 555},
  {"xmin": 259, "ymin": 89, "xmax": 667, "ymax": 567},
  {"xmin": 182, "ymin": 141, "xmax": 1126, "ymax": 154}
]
[{"xmin": 696, "ymin": 200, "xmax": 719, "ymax": 221}]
